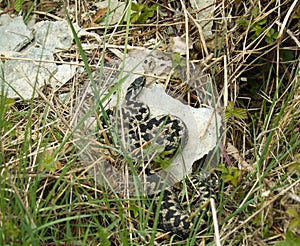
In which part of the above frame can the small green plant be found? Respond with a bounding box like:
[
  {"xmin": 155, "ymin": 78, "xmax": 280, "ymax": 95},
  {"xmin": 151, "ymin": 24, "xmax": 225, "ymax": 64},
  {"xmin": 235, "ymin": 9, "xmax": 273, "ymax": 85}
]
[
  {"xmin": 38, "ymin": 150, "xmax": 62, "ymax": 173},
  {"xmin": 286, "ymin": 208, "xmax": 300, "ymax": 231},
  {"xmin": 275, "ymin": 231, "xmax": 300, "ymax": 246},
  {"xmin": 171, "ymin": 53, "xmax": 187, "ymax": 77},
  {"xmin": 129, "ymin": 200, "xmax": 139, "ymax": 218},
  {"xmin": 225, "ymin": 101, "xmax": 248, "ymax": 120},
  {"xmin": 265, "ymin": 28, "xmax": 279, "ymax": 44},
  {"xmin": 130, "ymin": 2, "xmax": 158, "ymax": 24},
  {"xmin": 14, "ymin": 0, "xmax": 23, "ymax": 11},
  {"xmin": 172, "ymin": 53, "xmax": 187, "ymax": 68},
  {"xmin": 236, "ymin": 7, "xmax": 279, "ymax": 44},
  {"xmin": 217, "ymin": 164, "xmax": 243, "ymax": 187},
  {"xmin": 288, "ymin": 154, "xmax": 300, "ymax": 176},
  {"xmin": 11, "ymin": 0, "xmax": 37, "ymax": 22}
]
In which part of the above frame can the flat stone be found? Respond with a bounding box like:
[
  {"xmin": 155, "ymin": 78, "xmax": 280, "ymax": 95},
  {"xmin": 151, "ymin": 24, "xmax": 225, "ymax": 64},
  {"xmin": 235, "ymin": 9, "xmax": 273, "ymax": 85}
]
[
  {"xmin": 0, "ymin": 14, "xmax": 33, "ymax": 52},
  {"xmin": 33, "ymin": 20, "xmax": 74, "ymax": 53},
  {"xmin": 0, "ymin": 17, "xmax": 83, "ymax": 99}
]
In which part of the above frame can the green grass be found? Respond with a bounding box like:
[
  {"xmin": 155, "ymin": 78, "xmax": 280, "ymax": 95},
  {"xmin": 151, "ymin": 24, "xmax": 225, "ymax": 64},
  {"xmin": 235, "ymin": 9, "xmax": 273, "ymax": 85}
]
[{"xmin": 1, "ymin": 0, "xmax": 300, "ymax": 245}]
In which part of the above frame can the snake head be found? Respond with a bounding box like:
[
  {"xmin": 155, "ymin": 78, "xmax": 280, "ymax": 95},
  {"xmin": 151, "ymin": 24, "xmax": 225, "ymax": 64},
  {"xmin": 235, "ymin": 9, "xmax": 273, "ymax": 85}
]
[{"xmin": 125, "ymin": 76, "xmax": 146, "ymax": 99}]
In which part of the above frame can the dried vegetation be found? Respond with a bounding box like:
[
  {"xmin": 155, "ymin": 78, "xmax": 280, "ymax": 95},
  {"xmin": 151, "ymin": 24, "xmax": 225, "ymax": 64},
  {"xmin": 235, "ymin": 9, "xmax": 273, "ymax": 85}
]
[{"xmin": 0, "ymin": 0, "xmax": 299, "ymax": 245}]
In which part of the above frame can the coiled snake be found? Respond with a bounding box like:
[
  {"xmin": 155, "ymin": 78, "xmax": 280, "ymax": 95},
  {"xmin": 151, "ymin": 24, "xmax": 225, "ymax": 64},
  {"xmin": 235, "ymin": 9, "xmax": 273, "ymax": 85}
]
[{"xmin": 100, "ymin": 77, "xmax": 217, "ymax": 236}]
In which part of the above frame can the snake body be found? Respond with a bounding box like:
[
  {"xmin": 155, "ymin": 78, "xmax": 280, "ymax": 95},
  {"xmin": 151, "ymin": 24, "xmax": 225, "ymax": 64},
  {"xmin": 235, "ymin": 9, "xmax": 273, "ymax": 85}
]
[
  {"xmin": 101, "ymin": 77, "xmax": 217, "ymax": 236},
  {"xmin": 104, "ymin": 77, "xmax": 188, "ymax": 162}
]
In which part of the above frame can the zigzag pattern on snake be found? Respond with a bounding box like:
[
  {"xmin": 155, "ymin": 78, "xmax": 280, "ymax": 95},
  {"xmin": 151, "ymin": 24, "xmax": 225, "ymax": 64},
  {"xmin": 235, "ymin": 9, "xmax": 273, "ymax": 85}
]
[{"xmin": 100, "ymin": 77, "xmax": 217, "ymax": 236}]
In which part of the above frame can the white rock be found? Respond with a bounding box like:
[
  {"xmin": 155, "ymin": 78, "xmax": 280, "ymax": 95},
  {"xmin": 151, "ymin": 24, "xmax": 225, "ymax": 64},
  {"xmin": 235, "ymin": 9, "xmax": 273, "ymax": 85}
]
[
  {"xmin": 0, "ymin": 14, "xmax": 33, "ymax": 52},
  {"xmin": 0, "ymin": 18, "xmax": 83, "ymax": 99},
  {"xmin": 74, "ymin": 49, "xmax": 222, "ymax": 195}
]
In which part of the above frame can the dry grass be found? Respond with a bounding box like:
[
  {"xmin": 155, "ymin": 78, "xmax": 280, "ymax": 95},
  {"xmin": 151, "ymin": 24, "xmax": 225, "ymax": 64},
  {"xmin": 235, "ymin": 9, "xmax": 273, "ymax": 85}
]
[{"xmin": 1, "ymin": 0, "xmax": 300, "ymax": 245}]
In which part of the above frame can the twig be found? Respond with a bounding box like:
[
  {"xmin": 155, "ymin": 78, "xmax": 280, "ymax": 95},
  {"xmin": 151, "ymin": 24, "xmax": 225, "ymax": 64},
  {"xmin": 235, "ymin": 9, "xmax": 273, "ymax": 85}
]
[
  {"xmin": 275, "ymin": 20, "xmax": 300, "ymax": 48},
  {"xmin": 179, "ymin": 0, "xmax": 191, "ymax": 83},
  {"xmin": 211, "ymin": 198, "xmax": 221, "ymax": 246},
  {"xmin": 223, "ymin": 55, "xmax": 228, "ymax": 107},
  {"xmin": 277, "ymin": 0, "xmax": 299, "ymax": 39}
]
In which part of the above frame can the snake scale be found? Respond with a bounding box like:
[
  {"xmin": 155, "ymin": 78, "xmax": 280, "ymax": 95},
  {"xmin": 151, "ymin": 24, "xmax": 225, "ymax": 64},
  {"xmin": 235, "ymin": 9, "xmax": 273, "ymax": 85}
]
[{"xmin": 100, "ymin": 77, "xmax": 218, "ymax": 236}]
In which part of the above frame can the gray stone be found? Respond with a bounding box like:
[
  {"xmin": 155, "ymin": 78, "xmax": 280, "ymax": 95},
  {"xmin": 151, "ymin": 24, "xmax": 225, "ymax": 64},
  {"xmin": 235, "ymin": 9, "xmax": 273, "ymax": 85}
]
[
  {"xmin": 0, "ymin": 17, "xmax": 83, "ymax": 99},
  {"xmin": 33, "ymin": 20, "xmax": 74, "ymax": 53},
  {"xmin": 0, "ymin": 14, "xmax": 33, "ymax": 52}
]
